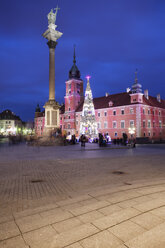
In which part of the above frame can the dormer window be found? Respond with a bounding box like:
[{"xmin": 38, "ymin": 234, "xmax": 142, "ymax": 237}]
[{"xmin": 109, "ymin": 101, "xmax": 113, "ymax": 107}]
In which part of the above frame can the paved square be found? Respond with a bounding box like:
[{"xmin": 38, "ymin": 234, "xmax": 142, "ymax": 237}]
[{"xmin": 0, "ymin": 143, "xmax": 165, "ymax": 247}]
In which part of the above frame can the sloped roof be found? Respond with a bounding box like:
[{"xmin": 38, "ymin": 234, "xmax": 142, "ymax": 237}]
[
  {"xmin": 0, "ymin": 109, "xmax": 21, "ymax": 121},
  {"xmin": 75, "ymin": 92, "xmax": 165, "ymax": 112}
]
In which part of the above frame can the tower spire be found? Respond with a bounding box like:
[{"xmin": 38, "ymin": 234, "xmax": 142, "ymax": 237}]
[
  {"xmin": 73, "ymin": 45, "xmax": 76, "ymax": 64},
  {"xmin": 135, "ymin": 68, "xmax": 138, "ymax": 84}
]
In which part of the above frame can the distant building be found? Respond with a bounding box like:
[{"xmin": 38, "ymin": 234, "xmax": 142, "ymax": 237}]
[
  {"xmin": 35, "ymin": 52, "xmax": 165, "ymax": 141},
  {"xmin": 0, "ymin": 109, "xmax": 22, "ymax": 135}
]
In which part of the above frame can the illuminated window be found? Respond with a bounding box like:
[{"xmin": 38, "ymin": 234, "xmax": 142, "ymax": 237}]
[
  {"xmin": 121, "ymin": 121, "xmax": 125, "ymax": 128},
  {"xmin": 148, "ymin": 120, "xmax": 151, "ymax": 128},
  {"xmin": 104, "ymin": 122, "xmax": 108, "ymax": 128},
  {"xmin": 97, "ymin": 122, "xmax": 101, "ymax": 129},
  {"xmin": 130, "ymin": 120, "xmax": 134, "ymax": 128},
  {"xmin": 159, "ymin": 120, "xmax": 162, "ymax": 128},
  {"xmin": 113, "ymin": 121, "xmax": 117, "ymax": 128}
]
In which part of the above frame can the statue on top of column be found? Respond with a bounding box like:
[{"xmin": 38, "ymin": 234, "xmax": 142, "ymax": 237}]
[{"xmin": 47, "ymin": 5, "xmax": 60, "ymax": 25}]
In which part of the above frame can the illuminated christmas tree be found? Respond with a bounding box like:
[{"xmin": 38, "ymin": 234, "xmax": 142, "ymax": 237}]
[{"xmin": 80, "ymin": 76, "xmax": 98, "ymax": 138}]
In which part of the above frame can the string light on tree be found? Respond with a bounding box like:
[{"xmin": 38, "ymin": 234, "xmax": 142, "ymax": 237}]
[{"xmin": 80, "ymin": 76, "xmax": 98, "ymax": 138}]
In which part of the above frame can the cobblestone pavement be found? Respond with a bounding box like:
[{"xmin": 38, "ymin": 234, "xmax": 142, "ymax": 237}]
[{"xmin": 0, "ymin": 143, "xmax": 165, "ymax": 247}]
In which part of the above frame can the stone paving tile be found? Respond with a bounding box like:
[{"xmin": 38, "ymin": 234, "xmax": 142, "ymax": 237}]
[
  {"xmin": 0, "ymin": 235, "xmax": 29, "ymax": 248},
  {"xmin": 69, "ymin": 201, "xmax": 110, "ymax": 216},
  {"xmin": 150, "ymin": 206, "xmax": 165, "ymax": 219},
  {"xmin": 125, "ymin": 222, "xmax": 165, "ymax": 248},
  {"xmin": 0, "ymin": 215, "xmax": 14, "ymax": 224},
  {"xmin": 52, "ymin": 217, "xmax": 82, "ymax": 233},
  {"xmin": 102, "ymin": 190, "xmax": 142, "ymax": 204},
  {"xmin": 108, "ymin": 220, "xmax": 146, "ymax": 242},
  {"xmin": 131, "ymin": 212, "xmax": 163, "ymax": 230},
  {"xmin": 98, "ymin": 204, "xmax": 122, "ymax": 215},
  {"xmin": 56, "ymin": 195, "xmax": 92, "ymax": 207},
  {"xmin": 133, "ymin": 195, "xmax": 153, "ymax": 203},
  {"xmin": 80, "ymin": 230, "xmax": 122, "ymax": 248},
  {"xmin": 117, "ymin": 199, "xmax": 138, "ymax": 208},
  {"xmin": 61, "ymin": 202, "xmax": 83, "ymax": 211},
  {"xmin": 14, "ymin": 203, "xmax": 58, "ymax": 219},
  {"xmin": 51, "ymin": 223, "xmax": 99, "ymax": 248},
  {"xmin": 0, "ymin": 221, "xmax": 20, "ymax": 241},
  {"xmin": 77, "ymin": 210, "xmax": 104, "ymax": 224},
  {"xmin": 133, "ymin": 198, "xmax": 165, "ymax": 212},
  {"xmin": 79, "ymin": 198, "xmax": 99, "ymax": 206},
  {"xmin": 135, "ymin": 185, "xmax": 165, "ymax": 195},
  {"xmin": 92, "ymin": 207, "xmax": 141, "ymax": 230},
  {"xmin": 66, "ymin": 243, "xmax": 83, "ymax": 248},
  {"xmin": 23, "ymin": 225, "xmax": 57, "ymax": 248},
  {"xmin": 148, "ymin": 191, "xmax": 165, "ymax": 199}
]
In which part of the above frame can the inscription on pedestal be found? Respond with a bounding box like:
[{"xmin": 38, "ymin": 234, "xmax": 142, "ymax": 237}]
[
  {"xmin": 52, "ymin": 110, "xmax": 57, "ymax": 125},
  {"xmin": 47, "ymin": 111, "xmax": 50, "ymax": 125}
]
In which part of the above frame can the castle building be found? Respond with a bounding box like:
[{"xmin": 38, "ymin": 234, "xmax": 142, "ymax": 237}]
[{"xmin": 35, "ymin": 52, "xmax": 165, "ymax": 141}]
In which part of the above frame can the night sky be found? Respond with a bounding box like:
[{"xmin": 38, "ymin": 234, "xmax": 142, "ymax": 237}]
[{"xmin": 0, "ymin": 0, "xmax": 165, "ymax": 121}]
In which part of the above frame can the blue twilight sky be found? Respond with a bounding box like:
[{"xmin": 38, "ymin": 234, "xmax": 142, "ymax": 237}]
[{"xmin": 0, "ymin": 0, "xmax": 165, "ymax": 121}]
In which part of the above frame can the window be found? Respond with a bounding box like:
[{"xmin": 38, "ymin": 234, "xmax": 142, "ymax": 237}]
[
  {"xmin": 104, "ymin": 122, "xmax": 108, "ymax": 128},
  {"xmin": 68, "ymin": 124, "xmax": 70, "ymax": 129},
  {"xmin": 60, "ymin": 117, "xmax": 62, "ymax": 120},
  {"xmin": 60, "ymin": 125, "xmax": 62, "ymax": 129},
  {"xmin": 68, "ymin": 107, "xmax": 70, "ymax": 111},
  {"xmin": 148, "ymin": 132, "xmax": 150, "ymax": 137},
  {"xmin": 143, "ymin": 108, "xmax": 145, "ymax": 114},
  {"xmin": 130, "ymin": 120, "xmax": 134, "ymax": 128},
  {"xmin": 115, "ymin": 132, "xmax": 118, "ymax": 137},
  {"xmin": 68, "ymin": 115, "xmax": 70, "ymax": 119},
  {"xmin": 159, "ymin": 120, "xmax": 162, "ymax": 128},
  {"xmin": 68, "ymin": 83, "xmax": 71, "ymax": 89},
  {"xmin": 76, "ymin": 121, "xmax": 78, "ymax": 125},
  {"xmin": 144, "ymin": 132, "xmax": 146, "ymax": 137},
  {"xmin": 113, "ymin": 110, "xmax": 116, "ymax": 116},
  {"xmin": 153, "ymin": 121, "xmax": 155, "ymax": 128},
  {"xmin": 148, "ymin": 120, "xmax": 151, "ymax": 128},
  {"xmin": 153, "ymin": 132, "xmax": 155, "ymax": 136},
  {"xmin": 104, "ymin": 111, "xmax": 107, "ymax": 117},
  {"xmin": 130, "ymin": 108, "xmax": 134, "ymax": 114},
  {"xmin": 121, "ymin": 121, "xmax": 125, "ymax": 129},
  {"xmin": 97, "ymin": 122, "xmax": 101, "ymax": 129},
  {"xmin": 148, "ymin": 109, "xmax": 150, "ymax": 115},
  {"xmin": 121, "ymin": 109, "xmax": 124, "ymax": 115},
  {"xmin": 143, "ymin": 121, "xmax": 145, "ymax": 128},
  {"xmin": 113, "ymin": 121, "xmax": 117, "ymax": 128},
  {"xmin": 159, "ymin": 111, "xmax": 161, "ymax": 116},
  {"xmin": 98, "ymin": 112, "xmax": 100, "ymax": 117},
  {"xmin": 153, "ymin": 110, "xmax": 155, "ymax": 115}
]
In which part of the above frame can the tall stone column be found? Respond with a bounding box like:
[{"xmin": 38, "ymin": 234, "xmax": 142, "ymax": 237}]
[
  {"xmin": 47, "ymin": 40, "xmax": 57, "ymax": 100},
  {"xmin": 42, "ymin": 7, "xmax": 63, "ymax": 136}
]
